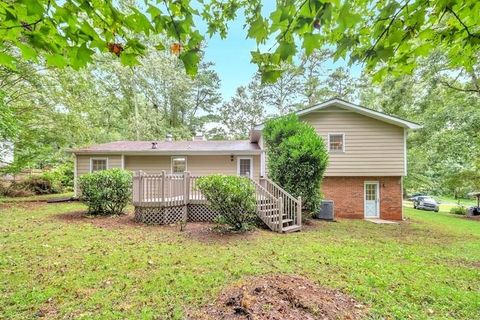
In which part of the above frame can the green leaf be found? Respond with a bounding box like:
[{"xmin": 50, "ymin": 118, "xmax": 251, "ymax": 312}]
[
  {"xmin": 180, "ymin": 50, "xmax": 200, "ymax": 76},
  {"xmin": 0, "ymin": 52, "xmax": 16, "ymax": 70},
  {"xmin": 247, "ymin": 16, "xmax": 268, "ymax": 44},
  {"xmin": 22, "ymin": 0, "xmax": 44, "ymax": 16},
  {"xmin": 46, "ymin": 54, "xmax": 67, "ymax": 67},
  {"xmin": 261, "ymin": 69, "xmax": 282, "ymax": 84},
  {"xmin": 302, "ymin": 33, "xmax": 321, "ymax": 56},
  {"xmin": 120, "ymin": 53, "xmax": 140, "ymax": 66},
  {"xmin": 276, "ymin": 41, "xmax": 296, "ymax": 61},
  {"xmin": 76, "ymin": 43, "xmax": 93, "ymax": 65},
  {"xmin": 17, "ymin": 43, "xmax": 37, "ymax": 61},
  {"xmin": 155, "ymin": 43, "xmax": 165, "ymax": 51}
]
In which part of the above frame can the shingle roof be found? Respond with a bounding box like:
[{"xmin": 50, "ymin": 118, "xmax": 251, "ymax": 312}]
[{"xmin": 71, "ymin": 140, "xmax": 261, "ymax": 154}]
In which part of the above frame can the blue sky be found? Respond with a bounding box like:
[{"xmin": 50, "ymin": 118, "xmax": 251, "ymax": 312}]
[{"xmin": 196, "ymin": 3, "xmax": 363, "ymax": 100}]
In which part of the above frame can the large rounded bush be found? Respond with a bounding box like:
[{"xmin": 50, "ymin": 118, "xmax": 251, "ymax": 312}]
[
  {"xmin": 196, "ymin": 175, "xmax": 257, "ymax": 231},
  {"xmin": 78, "ymin": 168, "xmax": 132, "ymax": 215},
  {"xmin": 264, "ymin": 114, "xmax": 328, "ymax": 212}
]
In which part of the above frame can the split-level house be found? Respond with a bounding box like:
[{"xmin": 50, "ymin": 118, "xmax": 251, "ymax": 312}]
[{"xmin": 72, "ymin": 99, "xmax": 421, "ymax": 231}]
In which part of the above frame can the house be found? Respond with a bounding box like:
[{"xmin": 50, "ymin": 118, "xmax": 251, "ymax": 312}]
[{"xmin": 71, "ymin": 98, "xmax": 420, "ymax": 228}]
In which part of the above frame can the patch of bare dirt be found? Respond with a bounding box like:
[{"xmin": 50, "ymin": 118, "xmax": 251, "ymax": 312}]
[
  {"xmin": 463, "ymin": 215, "xmax": 480, "ymax": 222},
  {"xmin": 448, "ymin": 258, "xmax": 480, "ymax": 269},
  {"xmin": 301, "ymin": 218, "xmax": 335, "ymax": 231},
  {"xmin": 34, "ymin": 297, "xmax": 59, "ymax": 318},
  {"xmin": 179, "ymin": 223, "xmax": 258, "ymax": 243},
  {"xmin": 187, "ymin": 274, "xmax": 367, "ymax": 320},
  {"xmin": 54, "ymin": 212, "xmax": 258, "ymax": 242},
  {"xmin": 0, "ymin": 201, "xmax": 46, "ymax": 211},
  {"xmin": 54, "ymin": 211, "xmax": 140, "ymax": 229}
]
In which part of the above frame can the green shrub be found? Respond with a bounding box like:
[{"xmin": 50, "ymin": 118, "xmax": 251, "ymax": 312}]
[
  {"xmin": 263, "ymin": 114, "xmax": 328, "ymax": 212},
  {"xmin": 196, "ymin": 175, "xmax": 257, "ymax": 231},
  {"xmin": 78, "ymin": 169, "xmax": 132, "ymax": 215},
  {"xmin": 42, "ymin": 162, "xmax": 74, "ymax": 190},
  {"xmin": 450, "ymin": 205, "xmax": 467, "ymax": 215}
]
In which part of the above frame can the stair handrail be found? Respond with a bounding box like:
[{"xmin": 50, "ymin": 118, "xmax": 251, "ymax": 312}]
[
  {"xmin": 261, "ymin": 177, "xmax": 302, "ymax": 229},
  {"xmin": 261, "ymin": 177, "xmax": 298, "ymax": 203},
  {"xmin": 249, "ymin": 178, "xmax": 282, "ymax": 232}
]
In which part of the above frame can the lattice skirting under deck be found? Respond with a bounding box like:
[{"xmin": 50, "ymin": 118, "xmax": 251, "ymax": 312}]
[{"xmin": 134, "ymin": 204, "xmax": 218, "ymax": 225}]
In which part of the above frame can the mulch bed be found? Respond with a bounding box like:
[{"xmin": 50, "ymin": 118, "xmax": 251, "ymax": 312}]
[
  {"xmin": 187, "ymin": 274, "xmax": 367, "ymax": 320},
  {"xmin": 54, "ymin": 211, "xmax": 259, "ymax": 243},
  {"xmin": 464, "ymin": 215, "xmax": 480, "ymax": 222}
]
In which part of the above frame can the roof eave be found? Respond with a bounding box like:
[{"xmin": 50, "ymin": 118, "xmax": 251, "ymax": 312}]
[
  {"xmin": 71, "ymin": 150, "xmax": 262, "ymax": 156},
  {"xmin": 297, "ymin": 98, "xmax": 422, "ymax": 130}
]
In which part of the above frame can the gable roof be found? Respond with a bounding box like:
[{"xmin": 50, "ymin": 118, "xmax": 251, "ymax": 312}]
[
  {"xmin": 252, "ymin": 98, "xmax": 422, "ymax": 133},
  {"xmin": 297, "ymin": 98, "xmax": 422, "ymax": 129},
  {"xmin": 71, "ymin": 140, "xmax": 261, "ymax": 155}
]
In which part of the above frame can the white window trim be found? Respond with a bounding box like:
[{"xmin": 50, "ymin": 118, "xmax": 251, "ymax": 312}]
[
  {"xmin": 89, "ymin": 157, "xmax": 109, "ymax": 173},
  {"xmin": 328, "ymin": 133, "xmax": 345, "ymax": 153},
  {"xmin": 364, "ymin": 180, "xmax": 380, "ymax": 218},
  {"xmin": 237, "ymin": 156, "xmax": 253, "ymax": 179},
  {"xmin": 171, "ymin": 156, "xmax": 187, "ymax": 174}
]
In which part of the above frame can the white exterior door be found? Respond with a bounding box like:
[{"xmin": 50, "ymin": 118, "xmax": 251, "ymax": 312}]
[{"xmin": 364, "ymin": 181, "xmax": 380, "ymax": 218}]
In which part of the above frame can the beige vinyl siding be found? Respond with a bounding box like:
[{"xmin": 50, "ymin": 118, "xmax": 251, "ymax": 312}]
[
  {"xmin": 125, "ymin": 155, "xmax": 261, "ymax": 180},
  {"xmin": 75, "ymin": 154, "xmax": 123, "ymax": 195},
  {"xmin": 124, "ymin": 156, "xmax": 170, "ymax": 173},
  {"xmin": 300, "ymin": 107, "xmax": 405, "ymax": 176},
  {"xmin": 76, "ymin": 154, "xmax": 122, "ymax": 176}
]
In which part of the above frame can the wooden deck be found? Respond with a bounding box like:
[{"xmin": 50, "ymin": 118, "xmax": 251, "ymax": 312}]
[{"xmin": 132, "ymin": 171, "xmax": 302, "ymax": 233}]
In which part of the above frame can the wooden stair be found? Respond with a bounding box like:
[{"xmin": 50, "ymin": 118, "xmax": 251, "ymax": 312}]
[{"xmin": 253, "ymin": 188, "xmax": 301, "ymax": 233}]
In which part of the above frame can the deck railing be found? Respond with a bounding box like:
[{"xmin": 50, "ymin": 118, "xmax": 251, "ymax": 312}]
[
  {"xmin": 260, "ymin": 177, "xmax": 302, "ymax": 228},
  {"xmin": 250, "ymin": 179, "xmax": 283, "ymax": 232},
  {"xmin": 132, "ymin": 171, "xmax": 301, "ymax": 232}
]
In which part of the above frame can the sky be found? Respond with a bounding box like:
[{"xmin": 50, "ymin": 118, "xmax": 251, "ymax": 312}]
[{"xmin": 196, "ymin": 3, "xmax": 363, "ymax": 101}]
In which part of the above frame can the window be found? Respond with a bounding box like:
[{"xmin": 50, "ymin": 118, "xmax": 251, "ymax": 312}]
[
  {"xmin": 90, "ymin": 158, "xmax": 107, "ymax": 172},
  {"xmin": 171, "ymin": 156, "xmax": 187, "ymax": 173},
  {"xmin": 328, "ymin": 134, "xmax": 345, "ymax": 152},
  {"xmin": 237, "ymin": 157, "xmax": 252, "ymax": 178}
]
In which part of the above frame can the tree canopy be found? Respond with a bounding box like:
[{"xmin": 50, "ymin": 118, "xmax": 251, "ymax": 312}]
[{"xmin": 1, "ymin": 0, "xmax": 478, "ymax": 84}]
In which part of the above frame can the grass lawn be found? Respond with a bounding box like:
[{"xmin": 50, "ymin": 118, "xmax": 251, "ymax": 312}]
[{"xmin": 1, "ymin": 201, "xmax": 479, "ymax": 319}]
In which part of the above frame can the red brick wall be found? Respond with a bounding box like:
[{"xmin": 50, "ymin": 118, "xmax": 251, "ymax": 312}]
[{"xmin": 321, "ymin": 176, "xmax": 403, "ymax": 220}]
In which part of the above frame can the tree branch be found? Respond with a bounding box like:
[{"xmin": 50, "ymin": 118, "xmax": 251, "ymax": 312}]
[
  {"xmin": 0, "ymin": 0, "xmax": 51, "ymax": 31},
  {"xmin": 365, "ymin": 0, "xmax": 410, "ymax": 60},
  {"xmin": 268, "ymin": 0, "xmax": 309, "ymax": 52},
  {"xmin": 446, "ymin": 7, "xmax": 480, "ymax": 39},
  {"xmin": 163, "ymin": 0, "xmax": 182, "ymax": 44},
  {"xmin": 440, "ymin": 80, "xmax": 480, "ymax": 95}
]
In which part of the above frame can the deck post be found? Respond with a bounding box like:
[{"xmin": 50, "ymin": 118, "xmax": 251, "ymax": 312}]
[
  {"xmin": 297, "ymin": 196, "xmax": 302, "ymax": 228},
  {"xmin": 161, "ymin": 170, "xmax": 166, "ymax": 206},
  {"xmin": 138, "ymin": 171, "xmax": 144, "ymax": 206},
  {"xmin": 183, "ymin": 171, "xmax": 190, "ymax": 222},
  {"xmin": 132, "ymin": 171, "xmax": 140, "ymax": 205},
  {"xmin": 278, "ymin": 197, "xmax": 283, "ymax": 233},
  {"xmin": 184, "ymin": 171, "xmax": 190, "ymax": 205}
]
